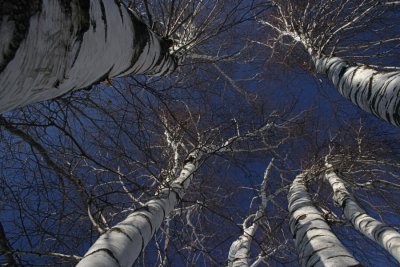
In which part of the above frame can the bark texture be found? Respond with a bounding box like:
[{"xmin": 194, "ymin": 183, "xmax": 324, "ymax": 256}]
[
  {"xmin": 325, "ymin": 166, "xmax": 400, "ymax": 263},
  {"xmin": 314, "ymin": 55, "xmax": 400, "ymax": 127},
  {"xmin": 288, "ymin": 173, "xmax": 361, "ymax": 267},
  {"xmin": 0, "ymin": 0, "xmax": 176, "ymax": 114},
  {"xmin": 76, "ymin": 151, "xmax": 200, "ymax": 267}
]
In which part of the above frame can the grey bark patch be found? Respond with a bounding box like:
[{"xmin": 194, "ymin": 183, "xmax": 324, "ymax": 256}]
[
  {"xmin": 114, "ymin": 0, "xmax": 124, "ymax": 22},
  {"xmin": 117, "ymin": 8, "xmax": 150, "ymax": 76}
]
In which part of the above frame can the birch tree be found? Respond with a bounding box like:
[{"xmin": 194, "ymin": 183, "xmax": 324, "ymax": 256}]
[
  {"xmin": 77, "ymin": 114, "xmax": 279, "ymax": 267},
  {"xmin": 0, "ymin": 0, "xmax": 268, "ymax": 114},
  {"xmin": 0, "ymin": 0, "xmax": 178, "ymax": 114},
  {"xmin": 288, "ymin": 172, "xmax": 360, "ymax": 266},
  {"xmin": 260, "ymin": 0, "xmax": 400, "ymax": 126},
  {"xmin": 227, "ymin": 159, "xmax": 273, "ymax": 267},
  {"xmin": 325, "ymin": 162, "xmax": 400, "ymax": 263}
]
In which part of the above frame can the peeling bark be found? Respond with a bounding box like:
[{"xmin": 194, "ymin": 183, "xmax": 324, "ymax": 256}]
[
  {"xmin": 325, "ymin": 166, "xmax": 400, "ymax": 263},
  {"xmin": 0, "ymin": 0, "xmax": 177, "ymax": 114},
  {"xmin": 288, "ymin": 173, "xmax": 361, "ymax": 267},
  {"xmin": 77, "ymin": 151, "xmax": 200, "ymax": 267}
]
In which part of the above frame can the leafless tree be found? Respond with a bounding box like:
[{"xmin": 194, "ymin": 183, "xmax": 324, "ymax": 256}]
[{"xmin": 259, "ymin": 0, "xmax": 400, "ymax": 126}]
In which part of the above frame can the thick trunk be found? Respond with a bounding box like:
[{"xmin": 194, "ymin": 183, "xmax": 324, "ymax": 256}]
[
  {"xmin": 0, "ymin": 0, "xmax": 176, "ymax": 114},
  {"xmin": 325, "ymin": 167, "xmax": 400, "ymax": 263},
  {"xmin": 288, "ymin": 173, "xmax": 361, "ymax": 267},
  {"xmin": 76, "ymin": 151, "xmax": 200, "ymax": 267},
  {"xmin": 313, "ymin": 55, "xmax": 400, "ymax": 127}
]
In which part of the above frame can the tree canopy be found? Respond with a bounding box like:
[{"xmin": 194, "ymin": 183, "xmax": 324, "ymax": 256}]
[{"xmin": 1, "ymin": 1, "xmax": 400, "ymax": 266}]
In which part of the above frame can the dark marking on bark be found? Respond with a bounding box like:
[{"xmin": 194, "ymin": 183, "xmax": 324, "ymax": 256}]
[
  {"xmin": 295, "ymin": 218, "xmax": 331, "ymax": 242},
  {"xmin": 363, "ymin": 219, "xmax": 374, "ymax": 228},
  {"xmin": 393, "ymin": 94, "xmax": 400, "ymax": 126},
  {"xmin": 118, "ymin": 222, "xmax": 145, "ymax": 252},
  {"xmin": 325, "ymin": 59, "xmax": 336, "ymax": 75},
  {"xmin": 349, "ymin": 66, "xmax": 362, "ymax": 88},
  {"xmin": 373, "ymin": 224, "xmax": 390, "ymax": 241},
  {"xmin": 91, "ymin": 18, "xmax": 97, "ymax": 31},
  {"xmin": 133, "ymin": 205, "xmax": 151, "ymax": 213},
  {"xmin": 338, "ymin": 64, "xmax": 349, "ymax": 83},
  {"xmin": 367, "ymin": 75, "xmax": 374, "ymax": 100},
  {"xmin": 0, "ymin": 0, "xmax": 42, "ymax": 73},
  {"xmin": 110, "ymin": 227, "xmax": 133, "ymax": 241},
  {"xmin": 134, "ymin": 213, "xmax": 154, "ymax": 236},
  {"xmin": 59, "ymin": 0, "xmax": 72, "ymax": 15},
  {"xmin": 297, "ymin": 214, "xmax": 307, "ymax": 221},
  {"xmin": 114, "ymin": 0, "xmax": 124, "ymax": 22},
  {"xmin": 71, "ymin": 0, "xmax": 91, "ymax": 68},
  {"xmin": 352, "ymin": 212, "xmax": 366, "ymax": 228},
  {"xmin": 304, "ymin": 243, "xmax": 330, "ymax": 266},
  {"xmin": 99, "ymin": 0, "xmax": 107, "ymax": 42},
  {"xmin": 53, "ymin": 80, "xmax": 60, "ymax": 88},
  {"xmin": 83, "ymin": 248, "xmax": 122, "ymax": 267}
]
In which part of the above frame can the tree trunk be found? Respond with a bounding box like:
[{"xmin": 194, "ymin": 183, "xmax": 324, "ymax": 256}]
[
  {"xmin": 227, "ymin": 159, "xmax": 273, "ymax": 267},
  {"xmin": 325, "ymin": 166, "xmax": 400, "ymax": 263},
  {"xmin": 313, "ymin": 55, "xmax": 400, "ymax": 127},
  {"xmin": 76, "ymin": 150, "xmax": 200, "ymax": 267},
  {"xmin": 227, "ymin": 215, "xmax": 259, "ymax": 267},
  {"xmin": 0, "ymin": 0, "xmax": 177, "ymax": 114},
  {"xmin": 288, "ymin": 173, "xmax": 361, "ymax": 267}
]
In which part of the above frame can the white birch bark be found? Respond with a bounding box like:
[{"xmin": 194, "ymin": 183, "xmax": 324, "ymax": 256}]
[
  {"xmin": 313, "ymin": 55, "xmax": 400, "ymax": 127},
  {"xmin": 0, "ymin": 0, "xmax": 177, "ymax": 114},
  {"xmin": 260, "ymin": 3, "xmax": 400, "ymax": 127},
  {"xmin": 288, "ymin": 172, "xmax": 361, "ymax": 267},
  {"xmin": 76, "ymin": 150, "xmax": 200, "ymax": 267},
  {"xmin": 325, "ymin": 165, "xmax": 400, "ymax": 263},
  {"xmin": 227, "ymin": 159, "xmax": 273, "ymax": 267}
]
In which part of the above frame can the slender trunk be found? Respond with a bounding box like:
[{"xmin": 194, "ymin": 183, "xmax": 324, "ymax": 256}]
[
  {"xmin": 325, "ymin": 166, "xmax": 400, "ymax": 263},
  {"xmin": 0, "ymin": 0, "xmax": 177, "ymax": 114},
  {"xmin": 228, "ymin": 215, "xmax": 259, "ymax": 267},
  {"xmin": 288, "ymin": 173, "xmax": 361, "ymax": 267},
  {"xmin": 313, "ymin": 55, "xmax": 400, "ymax": 127},
  {"xmin": 76, "ymin": 150, "xmax": 200, "ymax": 267},
  {"xmin": 227, "ymin": 159, "xmax": 273, "ymax": 267}
]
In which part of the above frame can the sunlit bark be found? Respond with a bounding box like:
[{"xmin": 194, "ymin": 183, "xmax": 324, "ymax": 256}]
[
  {"xmin": 313, "ymin": 55, "xmax": 400, "ymax": 127},
  {"xmin": 261, "ymin": 1, "xmax": 400, "ymax": 127},
  {"xmin": 288, "ymin": 172, "xmax": 361, "ymax": 267},
  {"xmin": 76, "ymin": 150, "xmax": 200, "ymax": 267},
  {"xmin": 0, "ymin": 0, "xmax": 176, "ymax": 114},
  {"xmin": 325, "ymin": 165, "xmax": 400, "ymax": 263}
]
